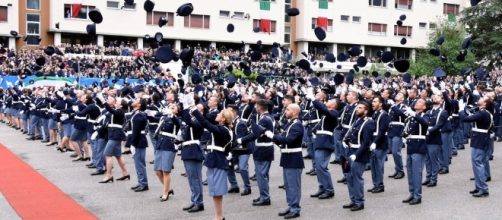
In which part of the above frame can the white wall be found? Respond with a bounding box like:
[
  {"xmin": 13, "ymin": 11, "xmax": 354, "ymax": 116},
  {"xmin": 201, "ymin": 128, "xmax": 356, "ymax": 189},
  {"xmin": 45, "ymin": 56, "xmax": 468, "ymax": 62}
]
[
  {"xmin": 50, "ymin": 0, "xmax": 285, "ymax": 45},
  {"xmin": 0, "ymin": 0, "xmax": 19, "ymax": 49}
]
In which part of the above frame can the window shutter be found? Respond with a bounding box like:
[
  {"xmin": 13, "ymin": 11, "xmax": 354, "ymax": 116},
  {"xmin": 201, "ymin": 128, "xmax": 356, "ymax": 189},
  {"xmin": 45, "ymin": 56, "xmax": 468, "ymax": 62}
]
[
  {"xmin": 319, "ymin": 0, "xmax": 328, "ymax": 9},
  {"xmin": 260, "ymin": 0, "xmax": 271, "ymax": 11}
]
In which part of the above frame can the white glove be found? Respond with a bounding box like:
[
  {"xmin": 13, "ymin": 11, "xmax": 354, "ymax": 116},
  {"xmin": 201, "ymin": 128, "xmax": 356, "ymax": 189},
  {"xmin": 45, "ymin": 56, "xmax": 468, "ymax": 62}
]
[
  {"xmin": 406, "ymin": 108, "xmax": 416, "ymax": 117},
  {"xmin": 162, "ymin": 108, "xmax": 172, "ymax": 115},
  {"xmin": 402, "ymin": 137, "xmax": 406, "ymax": 144},
  {"xmin": 302, "ymin": 121, "xmax": 308, "ymax": 126},
  {"xmin": 237, "ymin": 138, "xmax": 242, "ymax": 144},
  {"xmin": 91, "ymin": 131, "xmax": 98, "ymax": 140},
  {"xmin": 490, "ymin": 132, "xmax": 495, "ymax": 139},
  {"xmin": 349, "ymin": 154, "xmax": 356, "ymax": 161},
  {"xmin": 60, "ymin": 114, "xmax": 69, "ymax": 121},
  {"xmin": 20, "ymin": 110, "xmax": 24, "ymax": 115},
  {"xmin": 96, "ymin": 93, "xmax": 105, "ymax": 103},
  {"xmin": 72, "ymin": 105, "xmax": 79, "ymax": 112},
  {"xmin": 312, "ymin": 134, "xmax": 316, "ymax": 139},
  {"xmin": 148, "ymin": 110, "xmax": 157, "ymax": 117},
  {"xmin": 226, "ymin": 153, "xmax": 233, "ymax": 161},
  {"xmin": 342, "ymin": 142, "xmax": 349, "ymax": 148},
  {"xmin": 370, "ymin": 143, "xmax": 376, "ymax": 151},
  {"xmin": 277, "ymin": 92, "xmax": 284, "ymax": 98},
  {"xmin": 30, "ymin": 103, "xmax": 36, "ymax": 108},
  {"xmin": 306, "ymin": 93, "xmax": 315, "ymax": 101},
  {"xmin": 387, "ymin": 99, "xmax": 395, "ymax": 105},
  {"xmin": 264, "ymin": 130, "xmax": 274, "ymax": 139},
  {"xmin": 130, "ymin": 147, "xmax": 136, "ymax": 155}
]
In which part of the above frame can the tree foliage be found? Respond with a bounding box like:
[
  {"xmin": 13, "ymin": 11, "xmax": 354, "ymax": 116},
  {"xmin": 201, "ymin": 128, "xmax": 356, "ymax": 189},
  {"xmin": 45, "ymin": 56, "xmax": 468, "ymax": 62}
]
[
  {"xmin": 460, "ymin": 0, "xmax": 502, "ymax": 70},
  {"xmin": 409, "ymin": 20, "xmax": 476, "ymax": 76}
]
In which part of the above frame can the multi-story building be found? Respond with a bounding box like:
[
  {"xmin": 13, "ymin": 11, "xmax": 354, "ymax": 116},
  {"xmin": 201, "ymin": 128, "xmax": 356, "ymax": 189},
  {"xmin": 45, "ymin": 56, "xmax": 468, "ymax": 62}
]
[{"xmin": 4, "ymin": 0, "xmax": 467, "ymax": 61}]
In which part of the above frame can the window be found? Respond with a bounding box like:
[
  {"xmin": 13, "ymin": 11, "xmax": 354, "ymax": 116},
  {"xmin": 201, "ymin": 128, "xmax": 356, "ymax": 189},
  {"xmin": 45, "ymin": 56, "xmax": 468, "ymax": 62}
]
[
  {"xmin": 429, "ymin": 23, "xmax": 436, "ymax": 29},
  {"xmin": 123, "ymin": 3, "xmax": 136, "ymax": 10},
  {"xmin": 0, "ymin": 6, "xmax": 7, "ymax": 22},
  {"xmin": 26, "ymin": 13, "xmax": 40, "ymax": 45},
  {"xmin": 394, "ymin": 25, "xmax": 412, "ymax": 36},
  {"xmin": 341, "ymin": 15, "xmax": 349, "ymax": 22},
  {"xmin": 369, "ymin": 0, "xmax": 387, "ymax": 7},
  {"xmin": 395, "ymin": 0, "xmax": 413, "ymax": 9},
  {"xmin": 419, "ymin": 22, "xmax": 426, "ymax": 28},
  {"xmin": 368, "ymin": 23, "xmax": 387, "ymax": 36},
  {"xmin": 146, "ymin": 11, "xmax": 174, "ymax": 26},
  {"xmin": 253, "ymin": 19, "xmax": 277, "ymax": 32},
  {"xmin": 107, "ymin": 1, "xmax": 120, "ymax": 9},
  {"xmin": 284, "ymin": 34, "xmax": 290, "ymax": 43},
  {"xmin": 311, "ymin": 18, "xmax": 334, "ymax": 32},
  {"xmin": 443, "ymin": 3, "xmax": 459, "ymax": 15},
  {"xmin": 219, "ymin": 10, "xmax": 230, "ymax": 18},
  {"xmin": 184, "ymin": 14, "xmax": 210, "ymax": 29},
  {"xmin": 285, "ymin": 26, "xmax": 291, "ymax": 33},
  {"xmin": 27, "ymin": 0, "xmax": 40, "ymax": 10},
  {"xmin": 232, "ymin": 12, "xmax": 245, "ymax": 19},
  {"xmin": 353, "ymin": 16, "xmax": 361, "ymax": 23},
  {"xmin": 64, "ymin": 4, "xmax": 95, "ymax": 19}
]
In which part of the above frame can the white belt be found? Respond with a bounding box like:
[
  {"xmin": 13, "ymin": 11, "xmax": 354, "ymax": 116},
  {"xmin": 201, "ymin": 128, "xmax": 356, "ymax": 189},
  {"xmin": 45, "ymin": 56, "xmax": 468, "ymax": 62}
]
[
  {"xmin": 281, "ymin": 148, "xmax": 302, "ymax": 153},
  {"xmin": 241, "ymin": 119, "xmax": 248, "ymax": 122},
  {"xmin": 88, "ymin": 119, "xmax": 98, "ymax": 123},
  {"xmin": 125, "ymin": 112, "xmax": 133, "ymax": 116},
  {"xmin": 149, "ymin": 122, "xmax": 159, "ymax": 125},
  {"xmin": 349, "ymin": 143, "xmax": 360, "ymax": 149},
  {"xmin": 390, "ymin": 122, "xmax": 405, "ymax": 126},
  {"xmin": 472, "ymin": 128, "xmax": 489, "ymax": 133},
  {"xmin": 255, "ymin": 142, "xmax": 273, "ymax": 147},
  {"xmin": 207, "ymin": 145, "xmax": 225, "ymax": 152},
  {"xmin": 341, "ymin": 124, "xmax": 351, "ymax": 129},
  {"xmin": 316, "ymin": 130, "xmax": 333, "ymax": 136},
  {"xmin": 373, "ymin": 132, "xmax": 379, "ymax": 136},
  {"xmin": 75, "ymin": 116, "xmax": 87, "ymax": 120},
  {"xmin": 160, "ymin": 132, "xmax": 177, "ymax": 139},
  {"xmin": 451, "ymin": 114, "xmax": 459, "ymax": 117},
  {"xmin": 108, "ymin": 124, "xmax": 122, "ymax": 128},
  {"xmin": 40, "ymin": 108, "xmax": 48, "ymax": 111},
  {"xmin": 309, "ymin": 119, "xmax": 321, "ymax": 124},
  {"xmin": 408, "ymin": 135, "xmax": 426, "ymax": 139},
  {"xmin": 182, "ymin": 140, "xmax": 200, "ymax": 146},
  {"xmin": 126, "ymin": 130, "xmax": 146, "ymax": 135}
]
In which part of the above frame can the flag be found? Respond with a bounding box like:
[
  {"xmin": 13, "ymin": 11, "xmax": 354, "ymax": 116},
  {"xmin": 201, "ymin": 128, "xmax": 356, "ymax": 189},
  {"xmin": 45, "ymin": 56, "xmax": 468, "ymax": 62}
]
[
  {"xmin": 260, "ymin": 19, "xmax": 271, "ymax": 34},
  {"xmin": 319, "ymin": 0, "xmax": 328, "ymax": 9},
  {"xmin": 317, "ymin": 17, "xmax": 328, "ymax": 30},
  {"xmin": 260, "ymin": 0, "xmax": 271, "ymax": 11},
  {"xmin": 72, "ymin": 4, "xmax": 82, "ymax": 18}
]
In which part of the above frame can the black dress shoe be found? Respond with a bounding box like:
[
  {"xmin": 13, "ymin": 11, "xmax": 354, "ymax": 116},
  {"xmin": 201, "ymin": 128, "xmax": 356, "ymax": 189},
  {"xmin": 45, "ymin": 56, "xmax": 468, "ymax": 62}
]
[
  {"xmin": 131, "ymin": 185, "xmax": 141, "ymax": 190},
  {"xmin": 241, "ymin": 189, "xmax": 251, "ymax": 196},
  {"xmin": 472, "ymin": 192, "xmax": 489, "ymax": 197},
  {"xmin": 469, "ymin": 189, "xmax": 479, "ymax": 194},
  {"xmin": 342, "ymin": 203, "xmax": 355, "ymax": 209},
  {"xmin": 278, "ymin": 184, "xmax": 284, "ymax": 189},
  {"xmin": 181, "ymin": 173, "xmax": 187, "ymax": 177},
  {"xmin": 394, "ymin": 173, "xmax": 405, "ymax": 179},
  {"xmin": 182, "ymin": 204, "xmax": 195, "ymax": 211},
  {"xmin": 402, "ymin": 196, "xmax": 413, "ymax": 203},
  {"xmin": 284, "ymin": 212, "xmax": 300, "ymax": 219},
  {"xmin": 253, "ymin": 197, "xmax": 261, "ymax": 203},
  {"xmin": 86, "ymin": 163, "xmax": 94, "ymax": 167},
  {"xmin": 409, "ymin": 198, "xmax": 421, "ymax": 205},
  {"xmin": 228, "ymin": 187, "xmax": 240, "ymax": 193},
  {"xmin": 330, "ymin": 160, "xmax": 340, "ymax": 164},
  {"xmin": 388, "ymin": 173, "xmax": 397, "ymax": 178},
  {"xmin": 117, "ymin": 175, "xmax": 130, "ymax": 181},
  {"xmin": 91, "ymin": 170, "xmax": 105, "ymax": 176},
  {"xmin": 26, "ymin": 137, "xmax": 35, "ymax": 141},
  {"xmin": 305, "ymin": 169, "xmax": 315, "ymax": 175},
  {"xmin": 309, "ymin": 171, "xmax": 317, "ymax": 176},
  {"xmin": 134, "ymin": 185, "xmax": 149, "ymax": 192},
  {"xmin": 46, "ymin": 142, "xmax": 57, "ymax": 146},
  {"xmin": 372, "ymin": 187, "xmax": 385, "ymax": 193},
  {"xmin": 422, "ymin": 180, "xmax": 430, "ymax": 186},
  {"xmin": 278, "ymin": 209, "xmax": 290, "ymax": 216},
  {"xmin": 41, "ymin": 140, "xmax": 50, "ymax": 143},
  {"xmin": 486, "ymin": 177, "xmax": 491, "ymax": 182},
  {"xmin": 489, "ymin": 155, "xmax": 493, "ymax": 161},
  {"xmin": 350, "ymin": 204, "xmax": 364, "ymax": 211},
  {"xmin": 318, "ymin": 192, "xmax": 335, "ymax": 199},
  {"xmin": 70, "ymin": 153, "xmax": 78, "ymax": 158},
  {"xmin": 252, "ymin": 199, "xmax": 271, "ymax": 206},
  {"xmin": 452, "ymin": 151, "xmax": 458, "ymax": 156},
  {"xmin": 250, "ymin": 175, "xmax": 257, "ymax": 181},
  {"xmin": 99, "ymin": 177, "xmax": 114, "ymax": 183},
  {"xmin": 439, "ymin": 169, "xmax": 449, "ymax": 174},
  {"xmin": 187, "ymin": 204, "xmax": 204, "ymax": 212},
  {"xmin": 87, "ymin": 164, "xmax": 96, "ymax": 169},
  {"xmin": 426, "ymin": 182, "xmax": 437, "ymax": 187},
  {"xmin": 202, "ymin": 180, "xmax": 208, "ymax": 185},
  {"xmin": 470, "ymin": 177, "xmax": 475, "ymax": 181},
  {"xmin": 122, "ymin": 150, "xmax": 132, "ymax": 155},
  {"xmin": 303, "ymin": 155, "xmax": 312, "ymax": 159},
  {"xmin": 337, "ymin": 177, "xmax": 347, "ymax": 183},
  {"xmin": 367, "ymin": 187, "xmax": 375, "ymax": 192},
  {"xmin": 310, "ymin": 191, "xmax": 323, "ymax": 198},
  {"xmin": 149, "ymin": 160, "xmax": 154, "ymax": 164}
]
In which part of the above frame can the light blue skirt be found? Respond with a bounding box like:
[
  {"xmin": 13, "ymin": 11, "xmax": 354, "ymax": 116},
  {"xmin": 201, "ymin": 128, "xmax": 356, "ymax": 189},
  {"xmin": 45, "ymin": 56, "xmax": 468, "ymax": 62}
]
[
  {"xmin": 154, "ymin": 150, "xmax": 175, "ymax": 172},
  {"xmin": 207, "ymin": 168, "xmax": 228, "ymax": 197}
]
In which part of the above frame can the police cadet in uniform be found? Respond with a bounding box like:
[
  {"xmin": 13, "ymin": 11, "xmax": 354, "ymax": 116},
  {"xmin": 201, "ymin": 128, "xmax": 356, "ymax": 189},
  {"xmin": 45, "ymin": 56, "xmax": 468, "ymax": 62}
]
[
  {"xmin": 301, "ymin": 89, "xmax": 320, "ymax": 176},
  {"xmin": 130, "ymin": 98, "xmax": 150, "ymax": 192},
  {"xmin": 368, "ymin": 96, "xmax": 390, "ymax": 193},
  {"xmin": 228, "ymin": 105, "xmax": 253, "ymax": 196},
  {"xmin": 402, "ymin": 98, "xmax": 429, "ymax": 205},
  {"xmin": 341, "ymin": 101, "xmax": 375, "ymax": 211},
  {"xmin": 463, "ymin": 97, "xmax": 493, "ymax": 198},
  {"xmin": 423, "ymin": 94, "xmax": 447, "ymax": 187},
  {"xmin": 77, "ymin": 93, "xmax": 102, "ymax": 171},
  {"xmin": 146, "ymin": 92, "xmax": 163, "ymax": 164},
  {"xmin": 265, "ymin": 103, "xmax": 304, "ymax": 219},
  {"xmin": 336, "ymin": 91, "xmax": 358, "ymax": 183},
  {"xmin": 70, "ymin": 91, "xmax": 91, "ymax": 162},
  {"xmin": 439, "ymin": 92, "xmax": 453, "ymax": 174},
  {"xmin": 307, "ymin": 91, "xmax": 338, "ymax": 199},
  {"xmin": 387, "ymin": 92, "xmax": 408, "ymax": 179}
]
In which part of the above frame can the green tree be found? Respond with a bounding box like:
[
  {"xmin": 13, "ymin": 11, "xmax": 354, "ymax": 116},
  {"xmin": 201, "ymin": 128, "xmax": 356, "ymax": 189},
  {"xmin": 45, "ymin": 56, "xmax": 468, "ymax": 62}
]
[
  {"xmin": 460, "ymin": 0, "xmax": 502, "ymax": 70},
  {"xmin": 409, "ymin": 20, "xmax": 476, "ymax": 76}
]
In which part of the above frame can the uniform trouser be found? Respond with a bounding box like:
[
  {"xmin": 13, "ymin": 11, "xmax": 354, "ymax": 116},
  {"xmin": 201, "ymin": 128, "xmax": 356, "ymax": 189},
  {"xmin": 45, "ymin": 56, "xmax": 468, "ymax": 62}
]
[
  {"xmin": 497, "ymin": 116, "xmax": 502, "ymax": 138},
  {"xmin": 453, "ymin": 126, "xmax": 463, "ymax": 150},
  {"xmin": 471, "ymin": 148, "xmax": 488, "ymax": 193},
  {"xmin": 333, "ymin": 129, "xmax": 343, "ymax": 161},
  {"xmin": 389, "ymin": 136, "xmax": 404, "ymax": 174},
  {"xmin": 29, "ymin": 115, "xmax": 42, "ymax": 138},
  {"xmin": 346, "ymin": 160, "xmax": 365, "ymax": 206},
  {"xmin": 406, "ymin": 153, "xmax": 425, "ymax": 200},
  {"xmin": 486, "ymin": 140, "xmax": 493, "ymax": 177},
  {"xmin": 303, "ymin": 127, "xmax": 315, "ymax": 169},
  {"xmin": 41, "ymin": 118, "xmax": 49, "ymax": 141},
  {"xmin": 228, "ymin": 154, "xmax": 251, "ymax": 190},
  {"xmin": 95, "ymin": 138, "xmax": 106, "ymax": 172},
  {"xmin": 314, "ymin": 149, "xmax": 334, "ymax": 193},
  {"xmin": 283, "ymin": 168, "xmax": 302, "ymax": 214},
  {"xmin": 183, "ymin": 160, "xmax": 204, "ymax": 206},
  {"xmin": 254, "ymin": 160, "xmax": 271, "ymax": 201},
  {"xmin": 440, "ymin": 132, "xmax": 452, "ymax": 169},
  {"xmin": 462, "ymin": 122, "xmax": 472, "ymax": 143},
  {"xmin": 89, "ymin": 133, "xmax": 97, "ymax": 166},
  {"xmin": 370, "ymin": 148, "xmax": 386, "ymax": 188},
  {"xmin": 21, "ymin": 112, "xmax": 28, "ymax": 131},
  {"xmin": 133, "ymin": 148, "xmax": 148, "ymax": 187},
  {"xmin": 149, "ymin": 131, "xmax": 157, "ymax": 157},
  {"xmin": 425, "ymin": 144, "xmax": 440, "ymax": 183}
]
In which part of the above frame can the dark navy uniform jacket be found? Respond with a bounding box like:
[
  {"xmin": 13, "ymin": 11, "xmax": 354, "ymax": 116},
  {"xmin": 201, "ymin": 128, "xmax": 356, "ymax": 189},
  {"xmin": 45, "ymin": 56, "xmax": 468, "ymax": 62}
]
[
  {"xmin": 302, "ymin": 100, "xmax": 321, "ymax": 128},
  {"xmin": 312, "ymin": 100, "xmax": 338, "ymax": 151},
  {"xmin": 405, "ymin": 113, "xmax": 429, "ymax": 155},
  {"xmin": 425, "ymin": 107, "xmax": 447, "ymax": 145},
  {"xmin": 104, "ymin": 104, "xmax": 126, "ymax": 141},
  {"xmin": 77, "ymin": 103, "xmax": 101, "ymax": 133},
  {"xmin": 32, "ymin": 96, "xmax": 48, "ymax": 117},
  {"xmin": 462, "ymin": 109, "xmax": 493, "ymax": 150},
  {"xmin": 130, "ymin": 110, "xmax": 149, "ymax": 148},
  {"xmin": 244, "ymin": 112, "xmax": 275, "ymax": 162},
  {"xmin": 156, "ymin": 114, "xmax": 181, "ymax": 152},
  {"xmin": 56, "ymin": 98, "xmax": 75, "ymax": 125},
  {"xmin": 223, "ymin": 89, "xmax": 239, "ymax": 108},
  {"xmin": 239, "ymin": 102, "xmax": 254, "ymax": 123},
  {"xmin": 193, "ymin": 109, "xmax": 232, "ymax": 170},
  {"xmin": 450, "ymin": 99, "xmax": 460, "ymax": 128},
  {"xmin": 347, "ymin": 117, "xmax": 375, "ymax": 163},
  {"xmin": 180, "ymin": 109, "xmax": 205, "ymax": 161},
  {"xmin": 441, "ymin": 92, "xmax": 453, "ymax": 132},
  {"xmin": 372, "ymin": 110, "xmax": 390, "ymax": 150},
  {"xmin": 272, "ymin": 119, "xmax": 304, "ymax": 169},
  {"xmin": 388, "ymin": 103, "xmax": 407, "ymax": 137},
  {"xmin": 146, "ymin": 102, "xmax": 162, "ymax": 131},
  {"xmin": 73, "ymin": 101, "xmax": 88, "ymax": 130},
  {"xmin": 337, "ymin": 103, "xmax": 357, "ymax": 136},
  {"xmin": 232, "ymin": 117, "xmax": 254, "ymax": 155}
]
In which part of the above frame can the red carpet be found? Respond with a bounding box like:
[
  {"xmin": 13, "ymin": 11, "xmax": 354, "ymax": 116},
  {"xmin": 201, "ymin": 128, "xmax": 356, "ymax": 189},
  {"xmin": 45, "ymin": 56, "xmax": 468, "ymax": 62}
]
[{"xmin": 0, "ymin": 143, "xmax": 97, "ymax": 220}]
